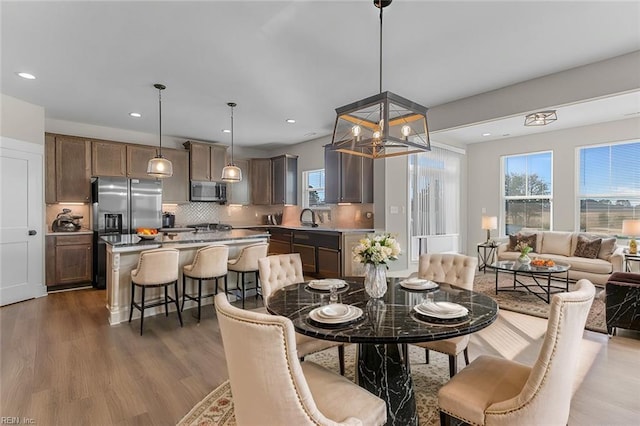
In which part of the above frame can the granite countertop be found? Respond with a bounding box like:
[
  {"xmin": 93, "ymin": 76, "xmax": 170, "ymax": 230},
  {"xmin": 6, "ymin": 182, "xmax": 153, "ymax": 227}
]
[
  {"xmin": 46, "ymin": 228, "xmax": 93, "ymax": 236},
  {"xmin": 101, "ymin": 229, "xmax": 269, "ymax": 248},
  {"xmin": 232, "ymin": 225, "xmax": 375, "ymax": 234}
]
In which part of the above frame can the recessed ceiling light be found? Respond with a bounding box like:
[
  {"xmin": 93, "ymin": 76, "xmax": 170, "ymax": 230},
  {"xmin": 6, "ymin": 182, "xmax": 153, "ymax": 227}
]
[
  {"xmin": 286, "ymin": 119, "xmax": 296, "ymax": 124},
  {"xmin": 129, "ymin": 112, "xmax": 141, "ymax": 118},
  {"xmin": 502, "ymin": 133, "xmax": 511, "ymax": 137},
  {"xmin": 222, "ymin": 129, "xmax": 231, "ymax": 133},
  {"xmin": 482, "ymin": 132, "xmax": 491, "ymax": 137},
  {"xmin": 17, "ymin": 72, "xmax": 36, "ymax": 80},
  {"xmin": 304, "ymin": 132, "xmax": 317, "ymax": 137}
]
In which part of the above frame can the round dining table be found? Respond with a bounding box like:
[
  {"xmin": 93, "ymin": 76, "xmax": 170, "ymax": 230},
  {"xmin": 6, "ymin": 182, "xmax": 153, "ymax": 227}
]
[{"xmin": 266, "ymin": 277, "xmax": 499, "ymax": 426}]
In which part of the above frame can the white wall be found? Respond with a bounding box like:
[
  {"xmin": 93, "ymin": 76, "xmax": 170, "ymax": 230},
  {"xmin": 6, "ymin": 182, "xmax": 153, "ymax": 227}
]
[
  {"xmin": 466, "ymin": 117, "xmax": 640, "ymax": 255},
  {"xmin": 1, "ymin": 94, "xmax": 45, "ymax": 144}
]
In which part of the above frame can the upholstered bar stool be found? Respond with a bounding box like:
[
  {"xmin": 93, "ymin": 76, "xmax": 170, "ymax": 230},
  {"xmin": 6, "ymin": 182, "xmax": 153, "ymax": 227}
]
[
  {"xmin": 227, "ymin": 242, "xmax": 269, "ymax": 308},
  {"xmin": 182, "ymin": 244, "xmax": 228, "ymax": 322},
  {"xmin": 129, "ymin": 248, "xmax": 182, "ymax": 335}
]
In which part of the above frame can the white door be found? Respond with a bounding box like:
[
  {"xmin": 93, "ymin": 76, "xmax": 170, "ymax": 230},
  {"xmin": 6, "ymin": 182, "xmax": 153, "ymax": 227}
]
[{"xmin": 0, "ymin": 137, "xmax": 46, "ymax": 306}]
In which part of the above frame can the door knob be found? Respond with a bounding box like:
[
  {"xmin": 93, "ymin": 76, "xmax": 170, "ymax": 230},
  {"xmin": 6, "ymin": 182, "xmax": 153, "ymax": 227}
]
[{"xmin": 28, "ymin": 230, "xmax": 37, "ymax": 236}]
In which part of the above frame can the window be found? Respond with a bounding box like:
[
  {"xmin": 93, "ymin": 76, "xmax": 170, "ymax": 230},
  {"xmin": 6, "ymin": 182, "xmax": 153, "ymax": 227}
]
[
  {"xmin": 302, "ymin": 169, "xmax": 326, "ymax": 208},
  {"xmin": 502, "ymin": 151, "xmax": 552, "ymax": 235},
  {"xmin": 577, "ymin": 141, "xmax": 640, "ymax": 235},
  {"xmin": 409, "ymin": 145, "xmax": 463, "ymax": 260}
]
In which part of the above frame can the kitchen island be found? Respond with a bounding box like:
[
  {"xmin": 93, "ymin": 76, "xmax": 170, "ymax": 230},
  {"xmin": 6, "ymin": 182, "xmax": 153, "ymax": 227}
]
[{"xmin": 102, "ymin": 229, "xmax": 269, "ymax": 325}]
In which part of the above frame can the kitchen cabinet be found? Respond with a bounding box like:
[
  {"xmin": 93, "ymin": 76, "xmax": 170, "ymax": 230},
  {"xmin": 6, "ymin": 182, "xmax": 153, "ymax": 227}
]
[
  {"xmin": 268, "ymin": 227, "xmax": 292, "ymax": 255},
  {"xmin": 46, "ymin": 234, "xmax": 93, "ymax": 287},
  {"xmin": 183, "ymin": 141, "xmax": 228, "ymax": 182},
  {"xmin": 126, "ymin": 144, "xmax": 158, "ymax": 178},
  {"xmin": 271, "ymin": 154, "xmax": 298, "ymax": 205},
  {"xmin": 161, "ymin": 148, "xmax": 189, "ymax": 203},
  {"xmin": 92, "ymin": 140, "xmax": 127, "ymax": 177},
  {"xmin": 292, "ymin": 230, "xmax": 341, "ymax": 278},
  {"xmin": 45, "ymin": 134, "xmax": 91, "ymax": 203},
  {"xmin": 324, "ymin": 146, "xmax": 373, "ymax": 204},
  {"xmin": 250, "ymin": 158, "xmax": 272, "ymax": 205},
  {"xmin": 227, "ymin": 159, "xmax": 250, "ymax": 205}
]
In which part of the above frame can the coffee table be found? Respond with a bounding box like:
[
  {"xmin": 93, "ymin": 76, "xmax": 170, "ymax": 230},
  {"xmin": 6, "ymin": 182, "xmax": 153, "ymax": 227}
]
[{"xmin": 490, "ymin": 260, "xmax": 571, "ymax": 303}]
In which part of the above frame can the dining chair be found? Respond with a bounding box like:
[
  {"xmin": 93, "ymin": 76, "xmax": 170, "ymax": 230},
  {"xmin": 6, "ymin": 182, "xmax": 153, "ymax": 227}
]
[
  {"xmin": 438, "ymin": 279, "xmax": 595, "ymax": 426},
  {"xmin": 412, "ymin": 253, "xmax": 478, "ymax": 377},
  {"xmin": 129, "ymin": 248, "xmax": 182, "ymax": 335},
  {"xmin": 258, "ymin": 253, "xmax": 346, "ymax": 375},
  {"xmin": 227, "ymin": 242, "xmax": 269, "ymax": 308},
  {"xmin": 182, "ymin": 244, "xmax": 228, "ymax": 322},
  {"xmin": 215, "ymin": 293, "xmax": 386, "ymax": 425}
]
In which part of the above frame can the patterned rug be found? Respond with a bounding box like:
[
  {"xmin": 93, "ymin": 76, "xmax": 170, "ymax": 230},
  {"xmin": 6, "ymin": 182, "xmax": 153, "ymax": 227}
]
[
  {"xmin": 473, "ymin": 271, "xmax": 606, "ymax": 334},
  {"xmin": 177, "ymin": 344, "xmax": 449, "ymax": 426}
]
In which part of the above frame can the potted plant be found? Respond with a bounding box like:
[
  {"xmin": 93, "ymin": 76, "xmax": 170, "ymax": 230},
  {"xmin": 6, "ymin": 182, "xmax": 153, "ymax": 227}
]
[
  {"xmin": 353, "ymin": 233, "xmax": 401, "ymax": 298},
  {"xmin": 515, "ymin": 241, "xmax": 533, "ymax": 264}
]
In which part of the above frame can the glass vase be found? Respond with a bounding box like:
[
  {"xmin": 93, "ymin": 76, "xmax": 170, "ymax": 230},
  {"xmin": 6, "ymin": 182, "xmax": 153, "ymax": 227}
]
[
  {"xmin": 364, "ymin": 263, "xmax": 387, "ymax": 298},
  {"xmin": 518, "ymin": 254, "xmax": 531, "ymax": 265}
]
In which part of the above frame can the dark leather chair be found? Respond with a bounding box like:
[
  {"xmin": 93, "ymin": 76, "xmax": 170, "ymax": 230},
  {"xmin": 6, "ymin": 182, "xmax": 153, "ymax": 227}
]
[{"xmin": 605, "ymin": 272, "xmax": 640, "ymax": 335}]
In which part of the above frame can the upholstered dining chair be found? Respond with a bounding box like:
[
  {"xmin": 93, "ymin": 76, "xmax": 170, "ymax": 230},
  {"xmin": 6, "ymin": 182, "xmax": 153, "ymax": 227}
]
[
  {"xmin": 258, "ymin": 253, "xmax": 346, "ymax": 375},
  {"xmin": 214, "ymin": 293, "xmax": 387, "ymax": 425},
  {"xmin": 227, "ymin": 242, "xmax": 269, "ymax": 308},
  {"xmin": 412, "ymin": 253, "xmax": 479, "ymax": 377},
  {"xmin": 438, "ymin": 279, "xmax": 595, "ymax": 426}
]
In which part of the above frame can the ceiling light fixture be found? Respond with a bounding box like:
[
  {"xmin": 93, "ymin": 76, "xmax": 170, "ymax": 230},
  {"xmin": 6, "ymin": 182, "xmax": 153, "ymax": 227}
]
[
  {"xmin": 330, "ymin": 0, "xmax": 430, "ymax": 159},
  {"xmin": 146, "ymin": 83, "xmax": 173, "ymax": 178},
  {"xmin": 482, "ymin": 132, "xmax": 491, "ymax": 137},
  {"xmin": 221, "ymin": 102, "xmax": 242, "ymax": 183},
  {"xmin": 524, "ymin": 110, "xmax": 558, "ymax": 126},
  {"xmin": 222, "ymin": 129, "xmax": 231, "ymax": 133},
  {"xmin": 17, "ymin": 72, "xmax": 36, "ymax": 80},
  {"xmin": 286, "ymin": 119, "xmax": 296, "ymax": 124},
  {"xmin": 129, "ymin": 112, "xmax": 141, "ymax": 118}
]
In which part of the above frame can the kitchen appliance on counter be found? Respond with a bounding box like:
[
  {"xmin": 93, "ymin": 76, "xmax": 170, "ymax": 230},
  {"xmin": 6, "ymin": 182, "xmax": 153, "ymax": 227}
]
[
  {"xmin": 162, "ymin": 212, "xmax": 175, "ymax": 228},
  {"xmin": 92, "ymin": 177, "xmax": 162, "ymax": 289},
  {"xmin": 190, "ymin": 181, "xmax": 227, "ymax": 203},
  {"xmin": 51, "ymin": 208, "xmax": 83, "ymax": 232},
  {"xmin": 187, "ymin": 223, "xmax": 233, "ymax": 231}
]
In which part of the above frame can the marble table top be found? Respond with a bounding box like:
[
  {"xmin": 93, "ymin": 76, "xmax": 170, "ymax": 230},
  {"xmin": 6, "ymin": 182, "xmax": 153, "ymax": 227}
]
[{"xmin": 266, "ymin": 278, "xmax": 499, "ymax": 344}]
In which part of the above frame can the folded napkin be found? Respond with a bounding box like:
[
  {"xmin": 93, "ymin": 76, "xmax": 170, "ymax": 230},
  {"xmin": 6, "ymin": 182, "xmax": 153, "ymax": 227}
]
[
  {"xmin": 403, "ymin": 277, "xmax": 428, "ymax": 284},
  {"xmin": 419, "ymin": 301, "xmax": 468, "ymax": 316},
  {"xmin": 308, "ymin": 279, "xmax": 347, "ymax": 289}
]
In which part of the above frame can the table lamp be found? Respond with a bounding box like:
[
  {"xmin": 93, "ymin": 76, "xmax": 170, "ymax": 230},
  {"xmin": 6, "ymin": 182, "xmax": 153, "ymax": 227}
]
[
  {"xmin": 481, "ymin": 216, "xmax": 498, "ymax": 243},
  {"xmin": 622, "ymin": 219, "xmax": 640, "ymax": 255}
]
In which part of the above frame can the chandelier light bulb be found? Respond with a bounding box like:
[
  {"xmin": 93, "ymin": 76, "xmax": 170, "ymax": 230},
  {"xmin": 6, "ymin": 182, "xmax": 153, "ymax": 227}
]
[
  {"xmin": 352, "ymin": 125, "xmax": 362, "ymax": 137},
  {"xmin": 401, "ymin": 125, "xmax": 411, "ymax": 137},
  {"xmin": 373, "ymin": 131, "xmax": 381, "ymax": 139}
]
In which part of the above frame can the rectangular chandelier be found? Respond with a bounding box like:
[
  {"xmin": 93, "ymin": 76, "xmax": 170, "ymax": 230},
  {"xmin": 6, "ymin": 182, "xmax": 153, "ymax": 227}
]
[{"xmin": 330, "ymin": 91, "xmax": 431, "ymax": 159}]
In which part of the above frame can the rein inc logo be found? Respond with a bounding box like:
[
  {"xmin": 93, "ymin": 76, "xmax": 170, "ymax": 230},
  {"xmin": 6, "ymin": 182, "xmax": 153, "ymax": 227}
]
[{"xmin": 0, "ymin": 418, "xmax": 35, "ymax": 424}]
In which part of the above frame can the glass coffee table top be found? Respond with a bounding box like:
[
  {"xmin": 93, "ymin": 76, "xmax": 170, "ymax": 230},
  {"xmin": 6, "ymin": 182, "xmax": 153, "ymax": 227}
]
[{"xmin": 491, "ymin": 259, "xmax": 570, "ymax": 274}]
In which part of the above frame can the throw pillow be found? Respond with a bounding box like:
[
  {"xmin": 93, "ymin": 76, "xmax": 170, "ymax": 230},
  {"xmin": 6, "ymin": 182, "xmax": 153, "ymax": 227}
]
[
  {"xmin": 508, "ymin": 233, "xmax": 537, "ymax": 253},
  {"xmin": 574, "ymin": 235, "xmax": 602, "ymax": 259},
  {"xmin": 598, "ymin": 237, "xmax": 616, "ymax": 260}
]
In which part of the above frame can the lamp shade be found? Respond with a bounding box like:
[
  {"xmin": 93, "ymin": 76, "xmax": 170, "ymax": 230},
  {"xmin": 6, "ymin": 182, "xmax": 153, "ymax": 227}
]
[
  {"xmin": 147, "ymin": 155, "xmax": 173, "ymax": 178},
  {"xmin": 481, "ymin": 216, "xmax": 498, "ymax": 230},
  {"xmin": 622, "ymin": 219, "xmax": 640, "ymax": 237},
  {"xmin": 221, "ymin": 164, "xmax": 242, "ymax": 182}
]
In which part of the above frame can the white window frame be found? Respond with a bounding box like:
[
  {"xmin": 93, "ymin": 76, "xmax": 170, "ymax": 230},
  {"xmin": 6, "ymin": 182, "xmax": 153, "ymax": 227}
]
[
  {"xmin": 500, "ymin": 150, "xmax": 553, "ymax": 235},
  {"xmin": 302, "ymin": 169, "xmax": 329, "ymax": 209}
]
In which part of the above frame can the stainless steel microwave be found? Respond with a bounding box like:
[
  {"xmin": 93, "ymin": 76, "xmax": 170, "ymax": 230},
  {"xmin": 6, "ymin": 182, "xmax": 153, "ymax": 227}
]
[{"xmin": 190, "ymin": 181, "xmax": 227, "ymax": 203}]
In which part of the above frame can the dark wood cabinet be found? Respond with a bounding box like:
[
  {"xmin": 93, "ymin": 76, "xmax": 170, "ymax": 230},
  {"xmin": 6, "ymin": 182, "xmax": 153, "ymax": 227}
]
[
  {"xmin": 292, "ymin": 230, "xmax": 341, "ymax": 278},
  {"xmin": 268, "ymin": 228, "xmax": 292, "ymax": 255},
  {"xmin": 45, "ymin": 134, "xmax": 91, "ymax": 203},
  {"xmin": 46, "ymin": 234, "xmax": 93, "ymax": 287},
  {"xmin": 183, "ymin": 141, "xmax": 228, "ymax": 182},
  {"xmin": 126, "ymin": 144, "xmax": 158, "ymax": 178},
  {"xmin": 324, "ymin": 146, "xmax": 373, "ymax": 204},
  {"xmin": 271, "ymin": 154, "xmax": 298, "ymax": 205},
  {"xmin": 250, "ymin": 158, "xmax": 272, "ymax": 205},
  {"xmin": 92, "ymin": 140, "xmax": 126, "ymax": 177},
  {"xmin": 317, "ymin": 247, "xmax": 341, "ymax": 278},
  {"xmin": 161, "ymin": 148, "xmax": 189, "ymax": 203}
]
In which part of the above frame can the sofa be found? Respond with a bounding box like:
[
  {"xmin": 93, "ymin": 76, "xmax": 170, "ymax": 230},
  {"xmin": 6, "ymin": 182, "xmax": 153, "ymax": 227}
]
[{"xmin": 496, "ymin": 230, "xmax": 624, "ymax": 285}]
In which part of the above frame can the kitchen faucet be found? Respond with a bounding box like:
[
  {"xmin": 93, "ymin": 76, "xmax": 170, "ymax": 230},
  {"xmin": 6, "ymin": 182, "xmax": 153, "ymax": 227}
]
[{"xmin": 300, "ymin": 208, "xmax": 318, "ymax": 227}]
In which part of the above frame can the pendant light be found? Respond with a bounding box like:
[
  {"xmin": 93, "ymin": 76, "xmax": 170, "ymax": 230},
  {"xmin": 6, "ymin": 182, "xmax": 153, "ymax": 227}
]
[
  {"xmin": 147, "ymin": 83, "xmax": 173, "ymax": 178},
  {"xmin": 330, "ymin": 0, "xmax": 431, "ymax": 159},
  {"xmin": 221, "ymin": 102, "xmax": 242, "ymax": 182}
]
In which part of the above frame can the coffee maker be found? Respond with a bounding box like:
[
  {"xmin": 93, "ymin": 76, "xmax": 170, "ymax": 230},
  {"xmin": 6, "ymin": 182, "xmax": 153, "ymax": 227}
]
[{"xmin": 162, "ymin": 212, "xmax": 175, "ymax": 228}]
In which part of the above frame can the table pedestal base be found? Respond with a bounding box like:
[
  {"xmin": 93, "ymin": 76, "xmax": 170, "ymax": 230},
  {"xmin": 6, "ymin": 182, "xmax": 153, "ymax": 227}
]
[{"xmin": 357, "ymin": 343, "xmax": 417, "ymax": 426}]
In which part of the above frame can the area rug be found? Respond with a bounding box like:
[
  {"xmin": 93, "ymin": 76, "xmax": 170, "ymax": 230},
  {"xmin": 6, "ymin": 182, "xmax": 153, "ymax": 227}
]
[
  {"xmin": 473, "ymin": 271, "xmax": 606, "ymax": 334},
  {"xmin": 177, "ymin": 345, "xmax": 449, "ymax": 426}
]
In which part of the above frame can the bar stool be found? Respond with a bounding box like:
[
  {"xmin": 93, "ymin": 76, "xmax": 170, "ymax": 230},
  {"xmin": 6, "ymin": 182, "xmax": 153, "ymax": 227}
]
[
  {"xmin": 129, "ymin": 248, "xmax": 182, "ymax": 335},
  {"xmin": 227, "ymin": 242, "xmax": 269, "ymax": 308},
  {"xmin": 182, "ymin": 245, "xmax": 228, "ymax": 322}
]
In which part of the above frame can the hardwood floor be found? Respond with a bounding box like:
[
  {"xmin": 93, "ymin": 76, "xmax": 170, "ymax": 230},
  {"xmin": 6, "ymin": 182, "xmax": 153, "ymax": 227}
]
[{"xmin": 1, "ymin": 288, "xmax": 639, "ymax": 425}]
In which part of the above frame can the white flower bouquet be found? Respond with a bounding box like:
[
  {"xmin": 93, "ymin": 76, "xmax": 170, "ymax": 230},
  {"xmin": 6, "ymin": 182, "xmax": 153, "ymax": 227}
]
[{"xmin": 353, "ymin": 233, "xmax": 401, "ymax": 266}]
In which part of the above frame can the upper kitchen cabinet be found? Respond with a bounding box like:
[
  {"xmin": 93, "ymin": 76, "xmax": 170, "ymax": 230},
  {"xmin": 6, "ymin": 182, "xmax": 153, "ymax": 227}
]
[
  {"xmin": 183, "ymin": 141, "xmax": 228, "ymax": 182},
  {"xmin": 45, "ymin": 134, "xmax": 91, "ymax": 203},
  {"xmin": 324, "ymin": 146, "xmax": 373, "ymax": 204},
  {"xmin": 227, "ymin": 159, "xmax": 250, "ymax": 205},
  {"xmin": 91, "ymin": 140, "xmax": 127, "ymax": 177},
  {"xmin": 126, "ymin": 144, "xmax": 158, "ymax": 178},
  {"xmin": 271, "ymin": 154, "xmax": 298, "ymax": 205},
  {"xmin": 161, "ymin": 148, "xmax": 189, "ymax": 203},
  {"xmin": 250, "ymin": 158, "xmax": 271, "ymax": 205}
]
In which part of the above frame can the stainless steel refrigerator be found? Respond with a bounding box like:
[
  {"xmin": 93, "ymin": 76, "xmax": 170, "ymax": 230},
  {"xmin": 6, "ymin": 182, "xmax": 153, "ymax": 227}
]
[{"xmin": 92, "ymin": 177, "xmax": 162, "ymax": 288}]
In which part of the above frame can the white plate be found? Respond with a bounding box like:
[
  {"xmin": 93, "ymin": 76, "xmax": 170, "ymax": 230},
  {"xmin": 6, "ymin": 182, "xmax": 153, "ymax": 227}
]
[
  {"xmin": 309, "ymin": 305, "xmax": 363, "ymax": 324},
  {"xmin": 400, "ymin": 279, "xmax": 438, "ymax": 290},
  {"xmin": 317, "ymin": 304, "xmax": 350, "ymax": 319},
  {"xmin": 414, "ymin": 302, "xmax": 468, "ymax": 319},
  {"xmin": 308, "ymin": 279, "xmax": 347, "ymax": 290}
]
